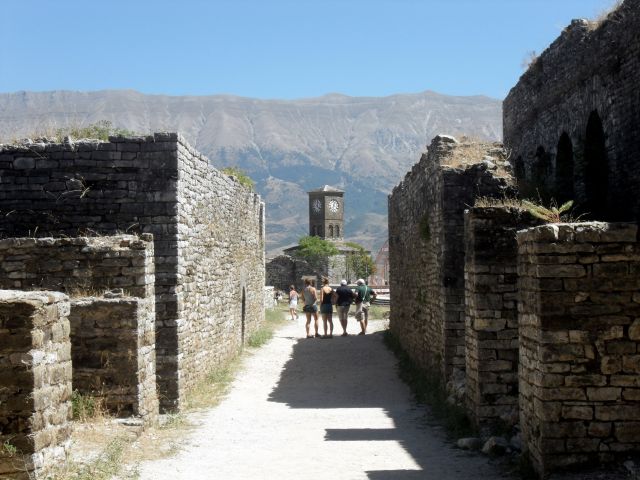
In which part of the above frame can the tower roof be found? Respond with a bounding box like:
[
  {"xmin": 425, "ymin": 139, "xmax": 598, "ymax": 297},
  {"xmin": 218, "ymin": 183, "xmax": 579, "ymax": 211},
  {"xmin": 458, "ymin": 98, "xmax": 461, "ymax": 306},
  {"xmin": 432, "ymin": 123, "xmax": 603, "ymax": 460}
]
[{"xmin": 308, "ymin": 185, "xmax": 344, "ymax": 194}]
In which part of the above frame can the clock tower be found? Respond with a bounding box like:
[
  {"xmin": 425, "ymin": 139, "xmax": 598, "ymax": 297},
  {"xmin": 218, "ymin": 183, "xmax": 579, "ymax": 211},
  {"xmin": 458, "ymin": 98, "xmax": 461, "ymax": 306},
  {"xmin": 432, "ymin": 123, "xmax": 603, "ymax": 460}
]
[{"xmin": 308, "ymin": 185, "xmax": 344, "ymax": 241}]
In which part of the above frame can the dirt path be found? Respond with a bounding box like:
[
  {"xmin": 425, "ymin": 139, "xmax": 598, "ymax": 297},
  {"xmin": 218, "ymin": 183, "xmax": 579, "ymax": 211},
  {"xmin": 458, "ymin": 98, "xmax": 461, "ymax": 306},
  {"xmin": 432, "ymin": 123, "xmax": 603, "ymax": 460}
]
[{"xmin": 138, "ymin": 316, "xmax": 510, "ymax": 480}]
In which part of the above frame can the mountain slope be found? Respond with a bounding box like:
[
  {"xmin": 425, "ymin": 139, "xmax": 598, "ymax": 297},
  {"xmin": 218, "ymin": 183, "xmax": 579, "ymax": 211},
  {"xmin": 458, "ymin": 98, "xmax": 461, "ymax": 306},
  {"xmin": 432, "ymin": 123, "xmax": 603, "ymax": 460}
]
[{"xmin": 0, "ymin": 89, "xmax": 502, "ymax": 253}]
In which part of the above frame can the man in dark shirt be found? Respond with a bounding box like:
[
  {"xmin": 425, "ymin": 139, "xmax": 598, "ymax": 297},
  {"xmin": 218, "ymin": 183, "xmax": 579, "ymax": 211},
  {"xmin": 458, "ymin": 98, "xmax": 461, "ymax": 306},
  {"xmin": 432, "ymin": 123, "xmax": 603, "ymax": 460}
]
[
  {"xmin": 355, "ymin": 278, "xmax": 377, "ymax": 335},
  {"xmin": 335, "ymin": 279, "xmax": 355, "ymax": 336}
]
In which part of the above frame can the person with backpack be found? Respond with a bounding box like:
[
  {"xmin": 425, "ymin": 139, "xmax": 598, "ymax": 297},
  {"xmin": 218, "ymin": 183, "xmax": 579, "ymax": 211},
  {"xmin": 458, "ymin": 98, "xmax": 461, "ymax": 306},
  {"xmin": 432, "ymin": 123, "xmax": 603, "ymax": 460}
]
[{"xmin": 354, "ymin": 278, "xmax": 377, "ymax": 335}]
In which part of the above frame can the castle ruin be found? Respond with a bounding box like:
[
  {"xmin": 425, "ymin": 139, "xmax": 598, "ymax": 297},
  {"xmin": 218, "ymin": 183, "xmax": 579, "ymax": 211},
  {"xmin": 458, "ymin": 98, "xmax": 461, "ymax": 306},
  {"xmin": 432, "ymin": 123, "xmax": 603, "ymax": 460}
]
[
  {"xmin": 389, "ymin": 0, "xmax": 640, "ymax": 476},
  {"xmin": 0, "ymin": 133, "xmax": 265, "ymax": 478}
]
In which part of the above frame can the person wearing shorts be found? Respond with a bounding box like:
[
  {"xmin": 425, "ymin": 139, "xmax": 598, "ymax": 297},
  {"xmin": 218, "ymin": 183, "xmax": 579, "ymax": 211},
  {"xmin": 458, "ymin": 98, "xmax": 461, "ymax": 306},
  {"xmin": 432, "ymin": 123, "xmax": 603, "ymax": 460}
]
[
  {"xmin": 302, "ymin": 279, "xmax": 320, "ymax": 338},
  {"xmin": 288, "ymin": 285, "xmax": 299, "ymax": 321},
  {"xmin": 319, "ymin": 277, "xmax": 334, "ymax": 338},
  {"xmin": 355, "ymin": 278, "xmax": 376, "ymax": 335},
  {"xmin": 335, "ymin": 279, "xmax": 355, "ymax": 336}
]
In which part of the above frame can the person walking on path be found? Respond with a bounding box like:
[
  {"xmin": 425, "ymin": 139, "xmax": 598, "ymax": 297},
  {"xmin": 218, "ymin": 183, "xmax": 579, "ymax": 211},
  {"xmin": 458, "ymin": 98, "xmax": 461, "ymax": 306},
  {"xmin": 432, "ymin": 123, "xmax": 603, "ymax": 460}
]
[
  {"xmin": 319, "ymin": 277, "xmax": 335, "ymax": 338},
  {"xmin": 335, "ymin": 279, "xmax": 355, "ymax": 336},
  {"xmin": 355, "ymin": 278, "xmax": 377, "ymax": 335},
  {"xmin": 288, "ymin": 285, "xmax": 299, "ymax": 321},
  {"xmin": 302, "ymin": 279, "xmax": 320, "ymax": 338}
]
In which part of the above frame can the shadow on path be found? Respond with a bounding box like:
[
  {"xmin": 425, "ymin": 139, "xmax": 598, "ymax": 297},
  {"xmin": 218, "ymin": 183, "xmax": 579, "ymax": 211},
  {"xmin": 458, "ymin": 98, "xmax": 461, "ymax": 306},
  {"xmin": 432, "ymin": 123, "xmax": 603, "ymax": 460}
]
[{"xmin": 269, "ymin": 328, "xmax": 509, "ymax": 480}]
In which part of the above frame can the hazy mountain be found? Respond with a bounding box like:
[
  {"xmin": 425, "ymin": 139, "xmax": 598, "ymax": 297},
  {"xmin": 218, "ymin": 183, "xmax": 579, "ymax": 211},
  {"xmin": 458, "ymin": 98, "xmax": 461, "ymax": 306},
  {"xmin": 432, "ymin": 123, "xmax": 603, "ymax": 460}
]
[{"xmin": 0, "ymin": 89, "xmax": 502, "ymax": 254}]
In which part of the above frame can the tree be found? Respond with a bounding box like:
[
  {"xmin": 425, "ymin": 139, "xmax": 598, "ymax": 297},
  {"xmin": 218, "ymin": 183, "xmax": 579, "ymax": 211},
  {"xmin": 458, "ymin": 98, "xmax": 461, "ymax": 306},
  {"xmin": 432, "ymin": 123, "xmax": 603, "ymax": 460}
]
[
  {"xmin": 345, "ymin": 241, "xmax": 376, "ymax": 281},
  {"xmin": 295, "ymin": 236, "xmax": 339, "ymax": 264}
]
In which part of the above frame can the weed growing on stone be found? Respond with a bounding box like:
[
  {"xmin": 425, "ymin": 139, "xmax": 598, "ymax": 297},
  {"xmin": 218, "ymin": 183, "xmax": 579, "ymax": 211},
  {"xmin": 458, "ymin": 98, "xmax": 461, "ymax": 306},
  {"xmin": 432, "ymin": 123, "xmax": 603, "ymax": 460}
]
[
  {"xmin": 71, "ymin": 391, "xmax": 106, "ymax": 422},
  {"xmin": 473, "ymin": 196, "xmax": 524, "ymax": 209},
  {"xmin": 221, "ymin": 167, "xmax": 255, "ymax": 190},
  {"xmin": 1, "ymin": 440, "xmax": 17, "ymax": 457},
  {"xmin": 383, "ymin": 330, "xmax": 476, "ymax": 439},
  {"xmin": 522, "ymin": 199, "xmax": 576, "ymax": 223},
  {"xmin": 593, "ymin": 0, "xmax": 624, "ymax": 25}
]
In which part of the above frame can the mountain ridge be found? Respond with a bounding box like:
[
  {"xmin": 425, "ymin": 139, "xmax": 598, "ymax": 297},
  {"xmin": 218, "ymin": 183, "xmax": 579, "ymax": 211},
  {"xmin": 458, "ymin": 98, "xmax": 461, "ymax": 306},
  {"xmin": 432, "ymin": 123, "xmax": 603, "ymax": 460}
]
[{"xmin": 0, "ymin": 89, "xmax": 503, "ymax": 254}]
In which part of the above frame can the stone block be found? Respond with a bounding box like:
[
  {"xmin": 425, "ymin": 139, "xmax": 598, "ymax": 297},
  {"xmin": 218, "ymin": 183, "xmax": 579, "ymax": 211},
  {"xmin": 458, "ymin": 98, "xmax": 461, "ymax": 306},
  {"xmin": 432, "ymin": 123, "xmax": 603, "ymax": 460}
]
[
  {"xmin": 588, "ymin": 422, "xmax": 612, "ymax": 437},
  {"xmin": 561, "ymin": 405, "xmax": 593, "ymax": 420},
  {"xmin": 586, "ymin": 387, "xmax": 621, "ymax": 401},
  {"xmin": 0, "ymin": 291, "xmax": 71, "ymax": 479}
]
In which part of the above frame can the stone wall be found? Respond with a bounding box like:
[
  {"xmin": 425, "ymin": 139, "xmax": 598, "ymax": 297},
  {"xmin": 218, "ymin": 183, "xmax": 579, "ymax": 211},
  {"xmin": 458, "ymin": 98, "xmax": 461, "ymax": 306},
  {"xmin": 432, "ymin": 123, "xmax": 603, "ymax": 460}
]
[
  {"xmin": 70, "ymin": 297, "xmax": 157, "ymax": 422},
  {"xmin": 0, "ymin": 235, "xmax": 154, "ymax": 298},
  {"xmin": 518, "ymin": 222, "xmax": 640, "ymax": 475},
  {"xmin": 0, "ymin": 291, "xmax": 72, "ymax": 480},
  {"xmin": 503, "ymin": 0, "xmax": 640, "ymax": 221},
  {"xmin": 0, "ymin": 134, "xmax": 265, "ymax": 411},
  {"xmin": 388, "ymin": 135, "xmax": 514, "ymax": 380},
  {"xmin": 464, "ymin": 207, "xmax": 540, "ymax": 430},
  {"xmin": 266, "ymin": 254, "xmax": 317, "ymax": 292},
  {"xmin": 268, "ymin": 250, "xmax": 352, "ymax": 291},
  {"xmin": 171, "ymin": 140, "xmax": 264, "ymax": 408}
]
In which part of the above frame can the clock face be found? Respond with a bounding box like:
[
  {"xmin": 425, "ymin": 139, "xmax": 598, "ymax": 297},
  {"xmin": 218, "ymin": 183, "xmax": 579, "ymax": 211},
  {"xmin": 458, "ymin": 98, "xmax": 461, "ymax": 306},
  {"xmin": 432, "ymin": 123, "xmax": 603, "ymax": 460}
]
[
  {"xmin": 328, "ymin": 199, "xmax": 340, "ymax": 213},
  {"xmin": 312, "ymin": 199, "xmax": 322, "ymax": 213}
]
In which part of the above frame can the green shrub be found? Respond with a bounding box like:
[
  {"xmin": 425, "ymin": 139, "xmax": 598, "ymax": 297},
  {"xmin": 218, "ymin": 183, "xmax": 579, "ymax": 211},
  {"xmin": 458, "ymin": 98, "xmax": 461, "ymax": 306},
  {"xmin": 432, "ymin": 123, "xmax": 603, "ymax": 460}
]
[
  {"xmin": 72, "ymin": 390, "xmax": 104, "ymax": 421},
  {"xmin": 221, "ymin": 167, "xmax": 255, "ymax": 190},
  {"xmin": 522, "ymin": 199, "xmax": 575, "ymax": 223},
  {"xmin": 295, "ymin": 236, "xmax": 339, "ymax": 263}
]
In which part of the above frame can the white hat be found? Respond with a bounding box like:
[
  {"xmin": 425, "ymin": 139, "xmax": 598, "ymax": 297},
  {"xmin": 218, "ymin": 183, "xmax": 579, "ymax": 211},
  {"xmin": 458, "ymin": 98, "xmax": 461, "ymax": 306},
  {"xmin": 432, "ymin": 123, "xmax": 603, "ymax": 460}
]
[
  {"xmin": 340, "ymin": 279, "xmax": 347, "ymax": 285},
  {"xmin": 357, "ymin": 278, "xmax": 365, "ymax": 285}
]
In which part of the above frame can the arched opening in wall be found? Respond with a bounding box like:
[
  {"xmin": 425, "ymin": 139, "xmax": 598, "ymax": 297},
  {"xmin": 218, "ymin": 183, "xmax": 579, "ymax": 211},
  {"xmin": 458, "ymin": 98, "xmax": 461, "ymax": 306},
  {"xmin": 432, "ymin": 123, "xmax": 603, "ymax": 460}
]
[
  {"xmin": 318, "ymin": 225, "xmax": 324, "ymax": 237},
  {"xmin": 533, "ymin": 146, "xmax": 552, "ymax": 197},
  {"xmin": 259, "ymin": 204, "xmax": 264, "ymax": 244},
  {"xmin": 555, "ymin": 133, "xmax": 574, "ymax": 202},
  {"xmin": 514, "ymin": 156, "xmax": 525, "ymax": 180},
  {"xmin": 241, "ymin": 287, "xmax": 246, "ymax": 347},
  {"xmin": 584, "ymin": 110, "xmax": 609, "ymax": 219},
  {"xmin": 336, "ymin": 225, "xmax": 340, "ymax": 237},
  {"xmin": 311, "ymin": 225, "xmax": 316, "ymax": 236},
  {"xmin": 329, "ymin": 225, "xmax": 334, "ymax": 238}
]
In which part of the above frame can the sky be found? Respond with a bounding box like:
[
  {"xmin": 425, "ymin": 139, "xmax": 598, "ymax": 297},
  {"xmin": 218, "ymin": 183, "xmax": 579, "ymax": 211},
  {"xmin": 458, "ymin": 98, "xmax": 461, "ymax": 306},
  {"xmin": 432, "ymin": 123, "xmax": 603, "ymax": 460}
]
[{"xmin": 0, "ymin": 0, "xmax": 616, "ymax": 100}]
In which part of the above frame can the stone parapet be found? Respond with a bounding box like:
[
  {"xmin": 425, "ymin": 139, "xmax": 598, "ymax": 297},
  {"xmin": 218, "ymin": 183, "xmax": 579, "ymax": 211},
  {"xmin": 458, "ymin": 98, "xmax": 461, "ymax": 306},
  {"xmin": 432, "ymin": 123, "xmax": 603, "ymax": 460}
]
[
  {"xmin": 517, "ymin": 222, "xmax": 640, "ymax": 476},
  {"xmin": 464, "ymin": 207, "xmax": 541, "ymax": 430},
  {"xmin": 0, "ymin": 291, "xmax": 72, "ymax": 480},
  {"xmin": 0, "ymin": 235, "xmax": 154, "ymax": 298}
]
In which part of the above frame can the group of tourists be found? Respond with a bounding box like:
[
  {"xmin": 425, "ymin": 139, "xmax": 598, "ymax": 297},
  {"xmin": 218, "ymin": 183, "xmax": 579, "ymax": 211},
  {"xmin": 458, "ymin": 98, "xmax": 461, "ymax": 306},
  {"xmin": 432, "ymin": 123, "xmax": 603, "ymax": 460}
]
[{"xmin": 288, "ymin": 278, "xmax": 377, "ymax": 338}]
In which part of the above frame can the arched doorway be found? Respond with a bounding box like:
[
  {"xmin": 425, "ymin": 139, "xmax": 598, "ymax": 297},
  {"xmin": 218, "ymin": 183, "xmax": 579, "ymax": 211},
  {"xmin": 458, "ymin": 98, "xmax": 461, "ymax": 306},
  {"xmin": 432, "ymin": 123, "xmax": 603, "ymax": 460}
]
[
  {"xmin": 555, "ymin": 133, "xmax": 574, "ymax": 202},
  {"xmin": 514, "ymin": 156, "xmax": 525, "ymax": 180},
  {"xmin": 241, "ymin": 287, "xmax": 246, "ymax": 347},
  {"xmin": 533, "ymin": 146, "xmax": 551, "ymax": 185},
  {"xmin": 584, "ymin": 111, "xmax": 608, "ymax": 219}
]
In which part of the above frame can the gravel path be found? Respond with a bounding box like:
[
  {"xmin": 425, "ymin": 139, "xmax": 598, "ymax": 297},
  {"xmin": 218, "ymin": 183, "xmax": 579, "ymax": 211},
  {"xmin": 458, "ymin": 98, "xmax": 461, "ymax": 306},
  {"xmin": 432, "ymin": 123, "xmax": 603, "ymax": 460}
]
[{"xmin": 139, "ymin": 316, "xmax": 510, "ymax": 480}]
